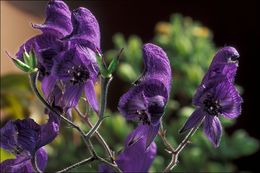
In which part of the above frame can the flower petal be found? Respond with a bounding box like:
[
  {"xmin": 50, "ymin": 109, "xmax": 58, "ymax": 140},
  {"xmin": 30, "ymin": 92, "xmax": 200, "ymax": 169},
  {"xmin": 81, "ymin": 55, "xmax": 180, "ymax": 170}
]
[
  {"xmin": 32, "ymin": 0, "xmax": 72, "ymax": 37},
  {"xmin": 41, "ymin": 75, "xmax": 57, "ymax": 101},
  {"xmin": 147, "ymin": 95, "xmax": 166, "ymax": 126},
  {"xmin": 34, "ymin": 147, "xmax": 48, "ymax": 172},
  {"xmin": 145, "ymin": 124, "xmax": 160, "ymax": 149},
  {"xmin": 127, "ymin": 124, "xmax": 159, "ymax": 149},
  {"xmin": 67, "ymin": 7, "xmax": 100, "ymax": 51},
  {"xmin": 204, "ymin": 116, "xmax": 222, "ymax": 147},
  {"xmin": 179, "ymin": 108, "xmax": 205, "ymax": 133},
  {"xmin": 217, "ymin": 82, "xmax": 243, "ymax": 119},
  {"xmin": 118, "ymin": 79, "xmax": 168, "ymax": 121},
  {"xmin": 100, "ymin": 125, "xmax": 157, "ymax": 173},
  {"xmin": 0, "ymin": 121, "xmax": 18, "ymax": 152},
  {"xmin": 61, "ymin": 84, "xmax": 84, "ymax": 108},
  {"xmin": 140, "ymin": 43, "xmax": 172, "ymax": 93},
  {"xmin": 0, "ymin": 152, "xmax": 32, "ymax": 173},
  {"xmin": 0, "ymin": 148, "xmax": 47, "ymax": 173},
  {"xmin": 37, "ymin": 122, "xmax": 59, "ymax": 150},
  {"xmin": 14, "ymin": 119, "xmax": 41, "ymax": 154},
  {"xmin": 84, "ymin": 80, "xmax": 99, "ymax": 113}
]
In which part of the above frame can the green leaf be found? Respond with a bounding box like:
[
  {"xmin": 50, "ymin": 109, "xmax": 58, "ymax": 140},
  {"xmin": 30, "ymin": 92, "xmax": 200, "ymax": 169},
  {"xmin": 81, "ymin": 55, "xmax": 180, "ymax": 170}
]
[
  {"xmin": 0, "ymin": 148, "xmax": 15, "ymax": 162},
  {"xmin": 117, "ymin": 63, "xmax": 138, "ymax": 82},
  {"xmin": 231, "ymin": 130, "xmax": 259, "ymax": 157}
]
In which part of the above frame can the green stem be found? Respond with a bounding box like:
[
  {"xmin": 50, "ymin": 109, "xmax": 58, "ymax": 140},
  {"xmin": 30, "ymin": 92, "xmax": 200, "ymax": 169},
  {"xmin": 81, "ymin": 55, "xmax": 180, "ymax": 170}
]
[
  {"xmin": 163, "ymin": 119, "xmax": 204, "ymax": 173},
  {"xmin": 56, "ymin": 157, "xmax": 96, "ymax": 173},
  {"xmin": 75, "ymin": 108, "xmax": 114, "ymax": 162},
  {"xmin": 85, "ymin": 77, "xmax": 112, "ymax": 139}
]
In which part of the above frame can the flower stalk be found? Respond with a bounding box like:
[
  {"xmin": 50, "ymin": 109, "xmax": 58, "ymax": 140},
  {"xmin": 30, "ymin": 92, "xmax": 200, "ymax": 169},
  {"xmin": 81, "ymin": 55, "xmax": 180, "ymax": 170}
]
[
  {"xmin": 162, "ymin": 119, "xmax": 203, "ymax": 172},
  {"xmin": 85, "ymin": 76, "xmax": 113, "ymax": 140}
]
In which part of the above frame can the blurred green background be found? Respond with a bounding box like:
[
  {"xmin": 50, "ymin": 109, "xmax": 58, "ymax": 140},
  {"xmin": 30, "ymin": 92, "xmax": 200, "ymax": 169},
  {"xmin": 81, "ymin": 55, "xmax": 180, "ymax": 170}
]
[{"xmin": 1, "ymin": 13, "xmax": 259, "ymax": 172}]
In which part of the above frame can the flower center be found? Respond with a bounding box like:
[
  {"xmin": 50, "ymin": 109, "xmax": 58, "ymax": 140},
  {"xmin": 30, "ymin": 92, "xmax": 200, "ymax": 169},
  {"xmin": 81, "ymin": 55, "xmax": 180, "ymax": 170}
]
[
  {"xmin": 136, "ymin": 110, "xmax": 150, "ymax": 125},
  {"xmin": 67, "ymin": 65, "xmax": 89, "ymax": 85},
  {"xmin": 203, "ymin": 94, "xmax": 221, "ymax": 116}
]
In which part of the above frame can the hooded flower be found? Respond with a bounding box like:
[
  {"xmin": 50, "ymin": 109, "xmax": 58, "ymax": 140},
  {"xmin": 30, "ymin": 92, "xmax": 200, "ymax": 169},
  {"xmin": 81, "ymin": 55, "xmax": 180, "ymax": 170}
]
[
  {"xmin": 193, "ymin": 46, "xmax": 240, "ymax": 105},
  {"xmin": 99, "ymin": 125, "xmax": 157, "ymax": 173},
  {"xmin": 14, "ymin": 0, "xmax": 101, "ymax": 112},
  {"xmin": 16, "ymin": 0, "xmax": 72, "ymax": 79},
  {"xmin": 0, "ymin": 148, "xmax": 47, "ymax": 173},
  {"xmin": 65, "ymin": 7, "xmax": 100, "ymax": 51},
  {"xmin": 180, "ymin": 47, "xmax": 242, "ymax": 147},
  {"xmin": 52, "ymin": 46, "xmax": 99, "ymax": 112},
  {"xmin": 118, "ymin": 43, "xmax": 172, "ymax": 147},
  {"xmin": 0, "ymin": 117, "xmax": 59, "ymax": 156},
  {"xmin": 32, "ymin": 0, "xmax": 73, "ymax": 37}
]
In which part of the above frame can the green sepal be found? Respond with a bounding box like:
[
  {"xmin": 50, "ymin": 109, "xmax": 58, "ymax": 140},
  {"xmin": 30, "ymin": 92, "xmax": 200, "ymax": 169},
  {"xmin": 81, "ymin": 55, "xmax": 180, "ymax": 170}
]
[
  {"xmin": 29, "ymin": 50, "xmax": 37, "ymax": 69},
  {"xmin": 11, "ymin": 58, "xmax": 32, "ymax": 72},
  {"xmin": 96, "ymin": 53, "xmax": 110, "ymax": 78},
  {"xmin": 22, "ymin": 50, "xmax": 37, "ymax": 69},
  {"xmin": 108, "ymin": 57, "xmax": 119, "ymax": 74}
]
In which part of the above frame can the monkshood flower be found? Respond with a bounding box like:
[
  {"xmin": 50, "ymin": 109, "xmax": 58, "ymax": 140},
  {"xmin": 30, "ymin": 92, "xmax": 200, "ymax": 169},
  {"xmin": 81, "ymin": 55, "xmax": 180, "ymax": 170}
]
[
  {"xmin": 0, "ymin": 117, "xmax": 59, "ymax": 156},
  {"xmin": 180, "ymin": 47, "xmax": 242, "ymax": 147},
  {"xmin": 32, "ymin": 0, "xmax": 73, "ymax": 38},
  {"xmin": 52, "ymin": 46, "xmax": 99, "ymax": 112},
  {"xmin": 14, "ymin": 0, "xmax": 101, "ymax": 112},
  {"xmin": 0, "ymin": 148, "xmax": 47, "ymax": 173},
  {"xmin": 99, "ymin": 125, "xmax": 157, "ymax": 173},
  {"xmin": 16, "ymin": 0, "xmax": 72, "ymax": 81},
  {"xmin": 65, "ymin": 7, "xmax": 101, "ymax": 51},
  {"xmin": 50, "ymin": 5, "xmax": 101, "ymax": 111},
  {"xmin": 118, "ymin": 43, "xmax": 172, "ymax": 147},
  {"xmin": 193, "ymin": 46, "xmax": 240, "ymax": 105}
]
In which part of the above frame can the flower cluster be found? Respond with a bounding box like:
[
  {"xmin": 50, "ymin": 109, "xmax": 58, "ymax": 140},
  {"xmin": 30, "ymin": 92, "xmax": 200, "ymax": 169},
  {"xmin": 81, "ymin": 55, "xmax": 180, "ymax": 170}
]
[
  {"xmin": 180, "ymin": 47, "xmax": 243, "ymax": 147},
  {"xmin": 1, "ymin": 0, "xmax": 100, "ymax": 172},
  {"xmin": 1, "ymin": 0, "xmax": 243, "ymax": 172}
]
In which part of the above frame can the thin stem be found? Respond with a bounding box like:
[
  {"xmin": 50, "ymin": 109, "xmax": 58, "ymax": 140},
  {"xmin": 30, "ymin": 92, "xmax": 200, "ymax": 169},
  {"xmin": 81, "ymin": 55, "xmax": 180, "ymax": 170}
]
[
  {"xmin": 163, "ymin": 119, "xmax": 204, "ymax": 173},
  {"xmin": 75, "ymin": 108, "xmax": 114, "ymax": 162},
  {"xmin": 31, "ymin": 155, "xmax": 43, "ymax": 173},
  {"xmin": 56, "ymin": 156, "xmax": 96, "ymax": 173},
  {"xmin": 97, "ymin": 156, "xmax": 122, "ymax": 173},
  {"xmin": 85, "ymin": 77, "xmax": 113, "ymax": 139},
  {"xmin": 29, "ymin": 72, "xmax": 93, "ymax": 154},
  {"xmin": 159, "ymin": 124, "xmax": 175, "ymax": 152}
]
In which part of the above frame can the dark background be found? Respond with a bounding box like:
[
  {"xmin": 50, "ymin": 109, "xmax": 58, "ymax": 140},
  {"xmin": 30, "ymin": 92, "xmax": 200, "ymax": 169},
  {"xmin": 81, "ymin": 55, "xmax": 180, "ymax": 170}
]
[{"xmin": 8, "ymin": 0, "xmax": 259, "ymax": 171}]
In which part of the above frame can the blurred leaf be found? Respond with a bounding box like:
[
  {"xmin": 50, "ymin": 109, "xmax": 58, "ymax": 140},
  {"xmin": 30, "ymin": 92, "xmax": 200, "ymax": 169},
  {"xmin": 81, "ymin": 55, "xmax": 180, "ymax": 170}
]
[{"xmin": 0, "ymin": 148, "xmax": 15, "ymax": 162}]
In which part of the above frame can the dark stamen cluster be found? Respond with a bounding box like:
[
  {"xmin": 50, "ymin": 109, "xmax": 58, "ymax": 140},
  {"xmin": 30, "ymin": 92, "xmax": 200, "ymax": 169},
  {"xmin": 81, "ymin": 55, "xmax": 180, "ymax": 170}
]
[
  {"xmin": 203, "ymin": 94, "xmax": 221, "ymax": 116},
  {"xmin": 137, "ymin": 110, "xmax": 150, "ymax": 125},
  {"xmin": 68, "ymin": 65, "xmax": 89, "ymax": 85}
]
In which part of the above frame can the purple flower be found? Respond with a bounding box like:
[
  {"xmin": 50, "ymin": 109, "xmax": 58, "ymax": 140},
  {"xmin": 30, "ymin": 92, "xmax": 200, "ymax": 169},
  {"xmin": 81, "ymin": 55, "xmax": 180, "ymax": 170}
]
[
  {"xmin": 14, "ymin": 0, "xmax": 101, "ymax": 111},
  {"xmin": 193, "ymin": 46, "xmax": 240, "ymax": 105},
  {"xmin": 0, "ymin": 148, "xmax": 47, "ymax": 173},
  {"xmin": 65, "ymin": 7, "xmax": 101, "ymax": 51},
  {"xmin": 118, "ymin": 43, "xmax": 172, "ymax": 147},
  {"xmin": 180, "ymin": 47, "xmax": 242, "ymax": 147},
  {"xmin": 16, "ymin": 0, "xmax": 72, "ymax": 76},
  {"xmin": 52, "ymin": 46, "xmax": 99, "ymax": 112},
  {"xmin": 32, "ymin": 0, "xmax": 73, "ymax": 38},
  {"xmin": 0, "ymin": 117, "xmax": 59, "ymax": 155},
  {"xmin": 99, "ymin": 125, "xmax": 157, "ymax": 173}
]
